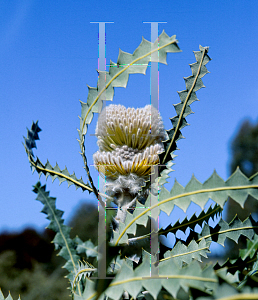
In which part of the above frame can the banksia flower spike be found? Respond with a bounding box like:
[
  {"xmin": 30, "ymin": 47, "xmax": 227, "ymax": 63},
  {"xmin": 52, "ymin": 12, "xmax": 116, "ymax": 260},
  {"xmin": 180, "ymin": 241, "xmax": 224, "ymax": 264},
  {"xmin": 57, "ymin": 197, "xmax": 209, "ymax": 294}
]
[
  {"xmin": 94, "ymin": 104, "xmax": 167, "ymax": 178},
  {"xmin": 93, "ymin": 104, "xmax": 167, "ymax": 222}
]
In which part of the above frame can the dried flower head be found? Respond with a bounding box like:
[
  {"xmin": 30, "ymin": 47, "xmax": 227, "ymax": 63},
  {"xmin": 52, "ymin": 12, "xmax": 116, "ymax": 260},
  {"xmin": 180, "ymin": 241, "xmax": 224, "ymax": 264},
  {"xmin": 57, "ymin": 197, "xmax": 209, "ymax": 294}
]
[{"xmin": 93, "ymin": 104, "xmax": 167, "ymax": 179}]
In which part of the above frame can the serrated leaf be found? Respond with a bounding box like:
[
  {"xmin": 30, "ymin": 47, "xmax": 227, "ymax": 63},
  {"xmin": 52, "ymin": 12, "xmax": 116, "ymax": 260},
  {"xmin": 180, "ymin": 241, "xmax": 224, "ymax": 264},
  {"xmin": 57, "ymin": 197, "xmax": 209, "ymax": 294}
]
[
  {"xmin": 162, "ymin": 239, "xmax": 209, "ymax": 268},
  {"xmin": 0, "ymin": 291, "xmax": 20, "ymax": 300},
  {"xmin": 81, "ymin": 250, "xmax": 217, "ymax": 300},
  {"xmin": 23, "ymin": 120, "xmax": 41, "ymax": 157},
  {"xmin": 30, "ymin": 157, "xmax": 92, "ymax": 193},
  {"xmin": 196, "ymin": 215, "xmax": 258, "ymax": 247},
  {"xmin": 72, "ymin": 260, "xmax": 97, "ymax": 292},
  {"xmin": 75, "ymin": 236, "xmax": 98, "ymax": 258},
  {"xmin": 158, "ymin": 46, "xmax": 211, "ymax": 174},
  {"xmin": 214, "ymin": 244, "xmax": 258, "ymax": 276},
  {"xmin": 78, "ymin": 30, "xmax": 181, "ymax": 139},
  {"xmin": 144, "ymin": 46, "xmax": 211, "ymax": 201},
  {"xmin": 32, "ymin": 182, "xmax": 83, "ymax": 294},
  {"xmin": 159, "ymin": 203, "xmax": 222, "ymax": 238},
  {"xmin": 24, "ymin": 122, "xmax": 93, "ymax": 194},
  {"xmin": 112, "ymin": 170, "xmax": 258, "ymax": 247}
]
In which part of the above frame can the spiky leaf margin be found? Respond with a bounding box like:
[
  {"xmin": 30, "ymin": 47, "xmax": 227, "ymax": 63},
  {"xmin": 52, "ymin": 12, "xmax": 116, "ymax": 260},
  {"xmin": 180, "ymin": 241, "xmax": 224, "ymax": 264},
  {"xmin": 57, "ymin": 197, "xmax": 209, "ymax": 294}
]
[
  {"xmin": 74, "ymin": 250, "xmax": 217, "ymax": 300},
  {"xmin": 158, "ymin": 203, "xmax": 222, "ymax": 237},
  {"xmin": 160, "ymin": 239, "xmax": 210, "ymax": 268},
  {"xmin": 23, "ymin": 120, "xmax": 41, "ymax": 157},
  {"xmin": 75, "ymin": 236, "xmax": 99, "ymax": 259},
  {"xmin": 32, "ymin": 182, "xmax": 96, "ymax": 295},
  {"xmin": 214, "ymin": 246, "xmax": 258, "ymax": 276},
  {"xmin": 0, "ymin": 290, "xmax": 21, "ymax": 300},
  {"xmin": 124, "ymin": 204, "xmax": 221, "ymax": 260},
  {"xmin": 78, "ymin": 30, "xmax": 181, "ymax": 140},
  {"xmin": 112, "ymin": 169, "xmax": 258, "ymax": 246},
  {"xmin": 72, "ymin": 261, "xmax": 97, "ymax": 292},
  {"xmin": 194, "ymin": 215, "xmax": 258, "ymax": 247},
  {"xmin": 152, "ymin": 45, "xmax": 211, "ymax": 192},
  {"xmin": 190, "ymin": 280, "xmax": 258, "ymax": 300},
  {"xmin": 78, "ymin": 31, "xmax": 181, "ymax": 199},
  {"xmin": 31, "ymin": 157, "xmax": 93, "ymax": 192},
  {"xmin": 173, "ymin": 215, "xmax": 258, "ymax": 265},
  {"xmin": 24, "ymin": 121, "xmax": 93, "ymax": 193}
]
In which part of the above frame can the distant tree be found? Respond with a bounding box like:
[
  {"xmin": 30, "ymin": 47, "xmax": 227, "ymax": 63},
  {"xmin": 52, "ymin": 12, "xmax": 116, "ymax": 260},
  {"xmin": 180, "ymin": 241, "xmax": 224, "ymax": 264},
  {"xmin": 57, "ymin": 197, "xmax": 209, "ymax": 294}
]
[
  {"xmin": 225, "ymin": 120, "xmax": 258, "ymax": 257},
  {"xmin": 68, "ymin": 201, "xmax": 99, "ymax": 244},
  {"xmin": 230, "ymin": 120, "xmax": 258, "ymax": 178},
  {"xmin": 227, "ymin": 120, "xmax": 258, "ymax": 221}
]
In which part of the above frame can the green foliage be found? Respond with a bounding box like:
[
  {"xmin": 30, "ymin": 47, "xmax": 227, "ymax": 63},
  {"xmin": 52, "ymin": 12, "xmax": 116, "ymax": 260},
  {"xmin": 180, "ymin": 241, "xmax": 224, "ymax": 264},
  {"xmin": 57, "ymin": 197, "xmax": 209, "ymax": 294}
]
[
  {"xmin": 159, "ymin": 203, "xmax": 222, "ymax": 237},
  {"xmin": 19, "ymin": 29, "xmax": 258, "ymax": 299},
  {"xmin": 111, "ymin": 169, "xmax": 258, "ymax": 247},
  {"xmin": 32, "ymin": 182, "xmax": 96, "ymax": 296},
  {"xmin": 24, "ymin": 125, "xmax": 93, "ymax": 193},
  {"xmin": 74, "ymin": 251, "xmax": 217, "ymax": 300},
  {"xmin": 78, "ymin": 30, "xmax": 180, "ymax": 139},
  {"xmin": 159, "ymin": 46, "xmax": 210, "ymax": 170}
]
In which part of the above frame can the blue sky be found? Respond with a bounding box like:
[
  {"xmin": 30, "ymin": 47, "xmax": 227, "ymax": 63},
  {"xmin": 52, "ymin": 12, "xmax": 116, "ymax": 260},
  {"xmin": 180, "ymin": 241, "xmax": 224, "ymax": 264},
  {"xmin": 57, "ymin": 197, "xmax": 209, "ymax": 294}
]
[{"xmin": 1, "ymin": 0, "xmax": 258, "ymax": 249}]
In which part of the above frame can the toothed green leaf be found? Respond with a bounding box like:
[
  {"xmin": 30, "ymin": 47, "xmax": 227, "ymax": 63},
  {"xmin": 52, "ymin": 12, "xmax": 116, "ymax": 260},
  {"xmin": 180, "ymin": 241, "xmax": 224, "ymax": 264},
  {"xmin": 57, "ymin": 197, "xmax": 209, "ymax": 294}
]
[
  {"xmin": 112, "ymin": 170, "xmax": 258, "ymax": 247},
  {"xmin": 4, "ymin": 294, "xmax": 14, "ymax": 300},
  {"xmin": 30, "ymin": 157, "xmax": 92, "ymax": 192},
  {"xmin": 78, "ymin": 30, "xmax": 180, "ymax": 139},
  {"xmin": 0, "ymin": 291, "xmax": 20, "ymax": 300},
  {"xmin": 214, "ymin": 244, "xmax": 258, "ymax": 276},
  {"xmin": 75, "ymin": 236, "xmax": 98, "ymax": 258},
  {"xmin": 32, "ymin": 182, "xmax": 82, "ymax": 291},
  {"xmin": 82, "ymin": 251, "xmax": 217, "ymax": 300},
  {"xmin": 159, "ymin": 203, "xmax": 222, "ymax": 238},
  {"xmin": 71, "ymin": 260, "xmax": 97, "ymax": 292},
  {"xmin": 0, "ymin": 291, "xmax": 18, "ymax": 300},
  {"xmin": 24, "ymin": 122, "xmax": 93, "ymax": 193},
  {"xmin": 163, "ymin": 239, "xmax": 209, "ymax": 268},
  {"xmin": 158, "ymin": 46, "xmax": 211, "ymax": 174},
  {"xmin": 23, "ymin": 120, "xmax": 41, "ymax": 157},
  {"xmin": 196, "ymin": 215, "xmax": 258, "ymax": 247},
  {"xmin": 146, "ymin": 46, "xmax": 211, "ymax": 200}
]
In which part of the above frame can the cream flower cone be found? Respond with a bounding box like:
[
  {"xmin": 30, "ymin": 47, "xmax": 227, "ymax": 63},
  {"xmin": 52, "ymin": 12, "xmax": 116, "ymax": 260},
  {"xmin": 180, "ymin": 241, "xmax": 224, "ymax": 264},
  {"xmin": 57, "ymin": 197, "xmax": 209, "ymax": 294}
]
[{"xmin": 93, "ymin": 104, "xmax": 167, "ymax": 180}]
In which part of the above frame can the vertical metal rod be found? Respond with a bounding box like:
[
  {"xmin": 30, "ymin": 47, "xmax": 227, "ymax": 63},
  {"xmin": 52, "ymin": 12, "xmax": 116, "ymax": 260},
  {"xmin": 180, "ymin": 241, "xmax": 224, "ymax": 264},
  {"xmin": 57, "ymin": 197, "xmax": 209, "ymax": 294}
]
[
  {"xmin": 90, "ymin": 21, "xmax": 113, "ymax": 279},
  {"xmin": 143, "ymin": 21, "xmax": 166, "ymax": 277}
]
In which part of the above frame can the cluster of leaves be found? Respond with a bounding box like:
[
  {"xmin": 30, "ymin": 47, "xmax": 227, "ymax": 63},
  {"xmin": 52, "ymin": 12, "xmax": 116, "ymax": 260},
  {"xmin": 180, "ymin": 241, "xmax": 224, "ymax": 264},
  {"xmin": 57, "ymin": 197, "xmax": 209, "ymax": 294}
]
[{"xmin": 18, "ymin": 30, "xmax": 258, "ymax": 300}]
